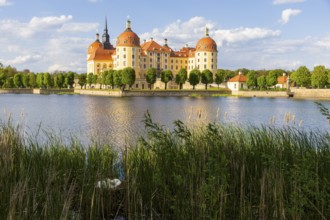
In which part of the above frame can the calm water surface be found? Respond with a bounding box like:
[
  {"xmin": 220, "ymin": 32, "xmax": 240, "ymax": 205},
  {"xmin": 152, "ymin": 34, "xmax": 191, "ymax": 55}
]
[{"xmin": 0, "ymin": 94, "xmax": 329, "ymax": 146}]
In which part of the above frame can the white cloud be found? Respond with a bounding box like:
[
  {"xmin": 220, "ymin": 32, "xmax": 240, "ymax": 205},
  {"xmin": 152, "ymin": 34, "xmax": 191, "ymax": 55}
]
[
  {"xmin": 29, "ymin": 15, "xmax": 73, "ymax": 29},
  {"xmin": 273, "ymin": 0, "xmax": 305, "ymax": 5},
  {"xmin": 214, "ymin": 28, "xmax": 281, "ymax": 46},
  {"xmin": 57, "ymin": 22, "xmax": 98, "ymax": 33},
  {"xmin": 280, "ymin": 9, "xmax": 301, "ymax": 24},
  {"xmin": 7, "ymin": 55, "xmax": 42, "ymax": 65},
  {"xmin": 0, "ymin": 0, "xmax": 12, "ymax": 6},
  {"xmin": 140, "ymin": 16, "xmax": 280, "ymax": 50},
  {"xmin": 315, "ymin": 37, "xmax": 330, "ymax": 49}
]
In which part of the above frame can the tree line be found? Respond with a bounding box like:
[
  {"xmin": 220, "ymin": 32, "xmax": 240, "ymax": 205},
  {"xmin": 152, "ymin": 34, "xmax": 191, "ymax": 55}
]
[
  {"xmin": 0, "ymin": 64, "xmax": 75, "ymax": 89},
  {"xmin": 1, "ymin": 62, "xmax": 329, "ymax": 90}
]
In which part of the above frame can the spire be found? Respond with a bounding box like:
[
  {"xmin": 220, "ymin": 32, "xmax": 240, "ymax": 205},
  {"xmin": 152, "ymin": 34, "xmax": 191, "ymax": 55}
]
[
  {"xmin": 104, "ymin": 16, "xmax": 108, "ymax": 32},
  {"xmin": 205, "ymin": 26, "xmax": 209, "ymax": 37},
  {"xmin": 102, "ymin": 16, "xmax": 112, "ymax": 49},
  {"xmin": 126, "ymin": 16, "xmax": 131, "ymax": 29},
  {"xmin": 96, "ymin": 33, "xmax": 100, "ymax": 41}
]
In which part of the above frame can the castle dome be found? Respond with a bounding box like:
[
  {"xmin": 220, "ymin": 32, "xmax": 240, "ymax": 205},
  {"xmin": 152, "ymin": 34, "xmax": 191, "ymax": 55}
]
[
  {"xmin": 116, "ymin": 19, "xmax": 140, "ymax": 47},
  {"xmin": 196, "ymin": 27, "xmax": 217, "ymax": 52},
  {"xmin": 88, "ymin": 33, "xmax": 103, "ymax": 54},
  {"xmin": 88, "ymin": 33, "xmax": 114, "ymax": 61}
]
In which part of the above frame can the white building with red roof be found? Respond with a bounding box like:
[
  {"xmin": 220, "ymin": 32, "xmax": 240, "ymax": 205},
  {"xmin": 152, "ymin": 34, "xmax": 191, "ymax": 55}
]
[{"xmin": 227, "ymin": 72, "xmax": 248, "ymax": 91}]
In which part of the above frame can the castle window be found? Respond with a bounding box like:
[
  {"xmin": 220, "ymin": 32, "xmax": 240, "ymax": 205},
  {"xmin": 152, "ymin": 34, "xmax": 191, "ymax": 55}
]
[
  {"xmin": 176, "ymin": 60, "xmax": 178, "ymax": 63},
  {"xmin": 197, "ymin": 59, "xmax": 200, "ymax": 63},
  {"xmin": 171, "ymin": 60, "xmax": 173, "ymax": 63},
  {"xmin": 150, "ymin": 58, "xmax": 152, "ymax": 62},
  {"xmin": 132, "ymin": 55, "xmax": 135, "ymax": 59},
  {"xmin": 198, "ymin": 53, "xmax": 200, "ymax": 56},
  {"xmin": 165, "ymin": 65, "xmax": 167, "ymax": 69},
  {"xmin": 123, "ymin": 61, "xmax": 126, "ymax": 66},
  {"xmin": 181, "ymin": 60, "xmax": 182, "ymax": 63},
  {"xmin": 212, "ymin": 59, "xmax": 213, "ymax": 62},
  {"xmin": 212, "ymin": 64, "xmax": 213, "ymax": 69},
  {"xmin": 157, "ymin": 53, "xmax": 160, "ymax": 57},
  {"xmin": 123, "ymin": 54, "xmax": 126, "ymax": 59},
  {"xmin": 150, "ymin": 64, "xmax": 152, "ymax": 68},
  {"xmin": 123, "ymin": 48, "xmax": 126, "ymax": 51},
  {"xmin": 136, "ymin": 84, "xmax": 139, "ymax": 88},
  {"xmin": 204, "ymin": 52, "xmax": 206, "ymax": 56},
  {"xmin": 171, "ymin": 65, "xmax": 173, "ymax": 69},
  {"xmin": 165, "ymin": 59, "xmax": 167, "ymax": 63},
  {"xmin": 204, "ymin": 58, "xmax": 206, "ymax": 62},
  {"xmin": 132, "ymin": 61, "xmax": 135, "ymax": 66},
  {"xmin": 165, "ymin": 54, "xmax": 167, "ymax": 57},
  {"xmin": 124, "ymin": 40, "xmax": 127, "ymax": 44},
  {"xmin": 176, "ymin": 65, "xmax": 178, "ymax": 70},
  {"xmin": 185, "ymin": 60, "xmax": 187, "ymax": 64},
  {"xmin": 204, "ymin": 64, "xmax": 206, "ymax": 69},
  {"xmin": 144, "ymin": 64, "xmax": 146, "ymax": 69},
  {"xmin": 150, "ymin": 53, "xmax": 152, "ymax": 56},
  {"xmin": 144, "ymin": 58, "xmax": 146, "ymax": 62}
]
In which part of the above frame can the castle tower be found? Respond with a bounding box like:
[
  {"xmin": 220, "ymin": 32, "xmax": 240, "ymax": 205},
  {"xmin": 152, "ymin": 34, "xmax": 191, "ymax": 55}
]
[
  {"xmin": 194, "ymin": 26, "xmax": 218, "ymax": 74},
  {"xmin": 115, "ymin": 18, "xmax": 141, "ymax": 77}
]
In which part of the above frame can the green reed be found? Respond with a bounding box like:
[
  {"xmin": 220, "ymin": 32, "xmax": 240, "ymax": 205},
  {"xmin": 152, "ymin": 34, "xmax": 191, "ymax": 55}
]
[{"xmin": 1, "ymin": 114, "xmax": 330, "ymax": 219}]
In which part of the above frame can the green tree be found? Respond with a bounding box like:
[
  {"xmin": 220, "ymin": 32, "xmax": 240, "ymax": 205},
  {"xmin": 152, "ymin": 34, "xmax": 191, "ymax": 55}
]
[
  {"xmin": 13, "ymin": 73, "xmax": 22, "ymax": 88},
  {"xmin": 21, "ymin": 74, "xmax": 29, "ymax": 88},
  {"xmin": 87, "ymin": 73, "xmax": 94, "ymax": 87},
  {"xmin": 36, "ymin": 73, "xmax": 44, "ymax": 88},
  {"xmin": 78, "ymin": 73, "xmax": 87, "ymax": 89},
  {"xmin": 215, "ymin": 69, "xmax": 225, "ymax": 89},
  {"xmin": 66, "ymin": 72, "xmax": 75, "ymax": 88},
  {"xmin": 175, "ymin": 68, "xmax": 188, "ymax": 90},
  {"xmin": 188, "ymin": 69, "xmax": 201, "ymax": 90},
  {"xmin": 114, "ymin": 70, "xmax": 124, "ymax": 90},
  {"xmin": 257, "ymin": 75, "xmax": 267, "ymax": 89},
  {"xmin": 122, "ymin": 67, "xmax": 136, "ymax": 89},
  {"xmin": 43, "ymin": 72, "xmax": 51, "ymax": 89},
  {"xmin": 200, "ymin": 69, "xmax": 213, "ymax": 90},
  {"xmin": 266, "ymin": 70, "xmax": 281, "ymax": 88},
  {"xmin": 311, "ymin": 65, "xmax": 328, "ymax": 88},
  {"xmin": 161, "ymin": 70, "xmax": 173, "ymax": 90},
  {"xmin": 291, "ymin": 66, "xmax": 311, "ymax": 87},
  {"xmin": 3, "ymin": 77, "xmax": 14, "ymax": 88},
  {"xmin": 28, "ymin": 73, "xmax": 36, "ymax": 88},
  {"xmin": 54, "ymin": 73, "xmax": 65, "ymax": 88},
  {"xmin": 224, "ymin": 69, "xmax": 235, "ymax": 81},
  {"xmin": 0, "ymin": 73, "xmax": 6, "ymax": 88},
  {"xmin": 146, "ymin": 68, "xmax": 157, "ymax": 90},
  {"xmin": 106, "ymin": 70, "xmax": 115, "ymax": 89},
  {"xmin": 100, "ymin": 71, "xmax": 109, "ymax": 89},
  {"xmin": 246, "ymin": 70, "xmax": 258, "ymax": 89}
]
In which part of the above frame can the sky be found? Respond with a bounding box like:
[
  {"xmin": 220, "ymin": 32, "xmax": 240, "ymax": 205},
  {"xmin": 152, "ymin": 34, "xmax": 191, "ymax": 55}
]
[{"xmin": 0, "ymin": 0, "xmax": 329, "ymax": 73}]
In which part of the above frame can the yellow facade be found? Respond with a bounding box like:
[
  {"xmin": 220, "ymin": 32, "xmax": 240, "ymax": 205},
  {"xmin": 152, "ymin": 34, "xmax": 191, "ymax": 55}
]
[{"xmin": 87, "ymin": 19, "xmax": 218, "ymax": 88}]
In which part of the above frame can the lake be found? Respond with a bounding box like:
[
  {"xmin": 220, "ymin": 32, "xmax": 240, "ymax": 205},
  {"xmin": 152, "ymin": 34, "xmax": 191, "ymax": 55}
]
[{"xmin": 0, "ymin": 94, "xmax": 329, "ymax": 147}]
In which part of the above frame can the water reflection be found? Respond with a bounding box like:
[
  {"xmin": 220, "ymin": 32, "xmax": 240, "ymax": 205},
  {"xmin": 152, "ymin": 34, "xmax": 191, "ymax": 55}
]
[{"xmin": 1, "ymin": 94, "xmax": 329, "ymax": 147}]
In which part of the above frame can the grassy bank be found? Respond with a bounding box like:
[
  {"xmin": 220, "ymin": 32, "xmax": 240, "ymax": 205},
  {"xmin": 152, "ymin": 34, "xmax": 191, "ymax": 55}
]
[{"xmin": 1, "ymin": 115, "xmax": 330, "ymax": 219}]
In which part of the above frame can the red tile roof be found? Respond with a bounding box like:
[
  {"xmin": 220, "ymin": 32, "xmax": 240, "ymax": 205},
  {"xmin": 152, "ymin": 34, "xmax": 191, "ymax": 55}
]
[
  {"xmin": 277, "ymin": 76, "xmax": 287, "ymax": 84},
  {"xmin": 228, "ymin": 74, "xmax": 247, "ymax": 82}
]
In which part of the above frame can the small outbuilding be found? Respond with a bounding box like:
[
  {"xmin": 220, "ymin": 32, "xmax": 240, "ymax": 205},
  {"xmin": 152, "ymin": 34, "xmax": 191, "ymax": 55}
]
[
  {"xmin": 276, "ymin": 73, "xmax": 288, "ymax": 88},
  {"xmin": 227, "ymin": 72, "xmax": 248, "ymax": 91}
]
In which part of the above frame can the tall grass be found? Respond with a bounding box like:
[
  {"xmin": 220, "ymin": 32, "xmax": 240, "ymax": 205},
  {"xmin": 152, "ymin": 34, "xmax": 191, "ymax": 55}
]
[{"xmin": 1, "ymin": 114, "xmax": 330, "ymax": 219}]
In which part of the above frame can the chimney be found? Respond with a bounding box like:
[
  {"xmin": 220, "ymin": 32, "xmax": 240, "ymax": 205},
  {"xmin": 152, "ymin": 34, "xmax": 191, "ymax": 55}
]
[
  {"xmin": 239, "ymin": 71, "xmax": 242, "ymax": 75},
  {"xmin": 283, "ymin": 73, "xmax": 286, "ymax": 76},
  {"xmin": 143, "ymin": 39, "xmax": 146, "ymax": 43},
  {"xmin": 150, "ymin": 37, "xmax": 153, "ymax": 41}
]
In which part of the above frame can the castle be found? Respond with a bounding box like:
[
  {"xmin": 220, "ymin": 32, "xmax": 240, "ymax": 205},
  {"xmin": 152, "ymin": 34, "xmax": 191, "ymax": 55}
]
[{"xmin": 87, "ymin": 18, "xmax": 218, "ymax": 89}]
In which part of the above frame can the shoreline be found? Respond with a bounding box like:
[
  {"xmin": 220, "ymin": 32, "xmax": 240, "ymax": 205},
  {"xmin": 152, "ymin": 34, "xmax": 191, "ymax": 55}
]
[{"xmin": 1, "ymin": 88, "xmax": 330, "ymax": 99}]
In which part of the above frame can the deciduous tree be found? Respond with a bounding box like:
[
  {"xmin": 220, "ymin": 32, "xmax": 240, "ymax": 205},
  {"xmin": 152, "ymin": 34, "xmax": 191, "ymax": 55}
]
[
  {"xmin": 246, "ymin": 70, "xmax": 258, "ymax": 89},
  {"xmin": 215, "ymin": 69, "xmax": 225, "ymax": 89},
  {"xmin": 122, "ymin": 67, "xmax": 136, "ymax": 89},
  {"xmin": 175, "ymin": 68, "xmax": 187, "ymax": 90},
  {"xmin": 146, "ymin": 68, "xmax": 157, "ymax": 90},
  {"xmin": 311, "ymin": 65, "xmax": 328, "ymax": 88},
  {"xmin": 188, "ymin": 69, "xmax": 201, "ymax": 90},
  {"xmin": 161, "ymin": 70, "xmax": 173, "ymax": 90},
  {"xmin": 201, "ymin": 69, "xmax": 213, "ymax": 90},
  {"xmin": 291, "ymin": 66, "xmax": 311, "ymax": 87}
]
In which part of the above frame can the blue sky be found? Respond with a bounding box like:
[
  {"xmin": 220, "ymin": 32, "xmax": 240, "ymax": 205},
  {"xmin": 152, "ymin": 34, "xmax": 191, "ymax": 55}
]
[{"xmin": 0, "ymin": 0, "xmax": 329, "ymax": 73}]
